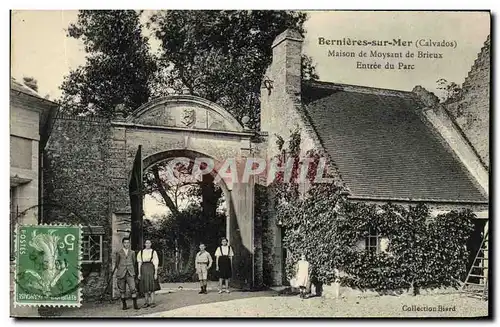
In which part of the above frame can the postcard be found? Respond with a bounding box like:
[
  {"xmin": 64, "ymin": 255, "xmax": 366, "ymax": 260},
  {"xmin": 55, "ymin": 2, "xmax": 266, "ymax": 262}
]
[{"xmin": 10, "ymin": 10, "xmax": 490, "ymax": 318}]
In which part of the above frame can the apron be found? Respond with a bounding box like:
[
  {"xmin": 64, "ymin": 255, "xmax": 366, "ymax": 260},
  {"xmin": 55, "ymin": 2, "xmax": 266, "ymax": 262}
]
[{"xmin": 217, "ymin": 246, "xmax": 232, "ymax": 279}]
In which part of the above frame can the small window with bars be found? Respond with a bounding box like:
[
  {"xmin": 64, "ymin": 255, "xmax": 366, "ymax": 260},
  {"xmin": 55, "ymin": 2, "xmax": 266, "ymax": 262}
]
[
  {"xmin": 365, "ymin": 227, "xmax": 381, "ymax": 254},
  {"xmin": 82, "ymin": 226, "xmax": 104, "ymax": 264}
]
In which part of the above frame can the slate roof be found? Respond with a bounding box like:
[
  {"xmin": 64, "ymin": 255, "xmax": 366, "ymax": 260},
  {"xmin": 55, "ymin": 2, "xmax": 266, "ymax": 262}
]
[
  {"xmin": 10, "ymin": 77, "xmax": 44, "ymax": 98},
  {"xmin": 302, "ymin": 80, "xmax": 487, "ymax": 203},
  {"xmin": 10, "ymin": 77, "xmax": 59, "ymax": 148}
]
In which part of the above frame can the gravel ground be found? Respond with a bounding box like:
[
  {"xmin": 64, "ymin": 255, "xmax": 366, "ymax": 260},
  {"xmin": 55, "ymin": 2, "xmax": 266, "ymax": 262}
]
[
  {"xmin": 49, "ymin": 289, "xmax": 275, "ymax": 317},
  {"xmin": 12, "ymin": 284, "xmax": 488, "ymax": 318},
  {"xmin": 144, "ymin": 293, "xmax": 489, "ymax": 318}
]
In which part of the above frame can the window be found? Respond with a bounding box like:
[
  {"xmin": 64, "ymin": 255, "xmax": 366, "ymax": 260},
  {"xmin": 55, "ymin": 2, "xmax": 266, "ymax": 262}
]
[
  {"xmin": 10, "ymin": 136, "xmax": 32, "ymax": 170},
  {"xmin": 82, "ymin": 226, "xmax": 104, "ymax": 264},
  {"xmin": 365, "ymin": 227, "xmax": 381, "ymax": 254}
]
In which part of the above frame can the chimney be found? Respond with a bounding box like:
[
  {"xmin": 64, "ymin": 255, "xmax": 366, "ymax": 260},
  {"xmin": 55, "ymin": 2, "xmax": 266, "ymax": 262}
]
[
  {"xmin": 23, "ymin": 76, "xmax": 38, "ymax": 93},
  {"xmin": 261, "ymin": 29, "xmax": 303, "ymax": 136},
  {"xmin": 412, "ymin": 85, "xmax": 440, "ymax": 108},
  {"xmin": 270, "ymin": 29, "xmax": 304, "ymax": 95}
]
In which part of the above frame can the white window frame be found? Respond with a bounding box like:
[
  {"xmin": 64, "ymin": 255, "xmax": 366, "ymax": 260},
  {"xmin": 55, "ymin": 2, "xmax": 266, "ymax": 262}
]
[
  {"xmin": 82, "ymin": 229, "xmax": 104, "ymax": 264},
  {"xmin": 365, "ymin": 227, "xmax": 381, "ymax": 254}
]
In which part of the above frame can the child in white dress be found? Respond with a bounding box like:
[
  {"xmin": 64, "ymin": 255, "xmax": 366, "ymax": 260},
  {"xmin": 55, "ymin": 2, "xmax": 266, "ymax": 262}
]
[{"xmin": 295, "ymin": 254, "xmax": 310, "ymax": 299}]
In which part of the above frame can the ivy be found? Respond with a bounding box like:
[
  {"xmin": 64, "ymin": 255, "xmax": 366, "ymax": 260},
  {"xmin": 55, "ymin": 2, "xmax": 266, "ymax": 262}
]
[{"xmin": 273, "ymin": 131, "xmax": 476, "ymax": 294}]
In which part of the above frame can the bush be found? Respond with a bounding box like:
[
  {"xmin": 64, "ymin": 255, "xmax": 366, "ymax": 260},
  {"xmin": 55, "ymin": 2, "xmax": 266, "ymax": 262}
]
[
  {"xmin": 279, "ymin": 189, "xmax": 475, "ymax": 293},
  {"xmin": 159, "ymin": 269, "xmax": 196, "ymax": 283}
]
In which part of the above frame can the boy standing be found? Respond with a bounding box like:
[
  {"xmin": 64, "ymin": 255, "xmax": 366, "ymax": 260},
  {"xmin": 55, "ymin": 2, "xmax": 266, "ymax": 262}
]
[
  {"xmin": 115, "ymin": 237, "xmax": 139, "ymax": 310},
  {"xmin": 195, "ymin": 243, "xmax": 213, "ymax": 294}
]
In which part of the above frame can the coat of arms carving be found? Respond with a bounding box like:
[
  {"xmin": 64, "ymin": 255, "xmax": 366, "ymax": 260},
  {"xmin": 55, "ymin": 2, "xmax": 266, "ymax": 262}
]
[{"xmin": 181, "ymin": 107, "xmax": 196, "ymax": 127}]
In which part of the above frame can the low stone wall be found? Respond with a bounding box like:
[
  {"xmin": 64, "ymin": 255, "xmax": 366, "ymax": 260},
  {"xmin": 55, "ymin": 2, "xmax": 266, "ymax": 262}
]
[{"xmin": 321, "ymin": 283, "xmax": 463, "ymax": 299}]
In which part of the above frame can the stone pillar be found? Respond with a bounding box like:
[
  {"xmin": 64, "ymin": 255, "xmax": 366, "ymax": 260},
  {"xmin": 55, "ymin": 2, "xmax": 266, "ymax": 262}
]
[
  {"xmin": 258, "ymin": 31, "xmax": 304, "ymax": 286},
  {"xmin": 109, "ymin": 124, "xmax": 132, "ymax": 298},
  {"xmin": 111, "ymin": 212, "xmax": 132, "ymax": 298},
  {"xmin": 253, "ymin": 183, "xmax": 265, "ymax": 289}
]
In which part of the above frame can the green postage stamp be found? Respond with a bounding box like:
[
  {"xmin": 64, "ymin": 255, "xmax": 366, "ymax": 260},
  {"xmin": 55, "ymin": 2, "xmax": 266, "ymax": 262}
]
[{"xmin": 14, "ymin": 224, "xmax": 82, "ymax": 307}]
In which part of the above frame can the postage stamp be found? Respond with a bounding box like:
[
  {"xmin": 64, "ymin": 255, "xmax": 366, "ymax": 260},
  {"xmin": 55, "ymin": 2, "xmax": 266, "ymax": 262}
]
[{"xmin": 14, "ymin": 224, "xmax": 82, "ymax": 307}]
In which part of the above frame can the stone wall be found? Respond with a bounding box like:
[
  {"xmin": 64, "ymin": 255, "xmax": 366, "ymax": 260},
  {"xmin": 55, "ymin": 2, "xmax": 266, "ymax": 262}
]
[
  {"xmin": 445, "ymin": 36, "xmax": 490, "ymax": 169},
  {"xmin": 10, "ymin": 93, "xmax": 43, "ymax": 226},
  {"xmin": 43, "ymin": 115, "xmax": 113, "ymax": 300},
  {"xmin": 43, "ymin": 92, "xmax": 271, "ymax": 295},
  {"xmin": 259, "ymin": 29, "xmax": 332, "ymax": 286},
  {"xmin": 260, "ymin": 30, "xmax": 322, "ymax": 161}
]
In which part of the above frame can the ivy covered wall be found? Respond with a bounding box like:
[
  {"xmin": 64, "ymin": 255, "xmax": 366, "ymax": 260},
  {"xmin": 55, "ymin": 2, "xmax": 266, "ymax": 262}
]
[
  {"xmin": 272, "ymin": 129, "xmax": 479, "ymax": 294},
  {"xmin": 43, "ymin": 116, "xmax": 113, "ymax": 300}
]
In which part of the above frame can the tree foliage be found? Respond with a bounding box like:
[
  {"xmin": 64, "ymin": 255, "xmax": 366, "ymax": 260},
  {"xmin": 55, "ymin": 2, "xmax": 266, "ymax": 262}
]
[
  {"xmin": 22, "ymin": 76, "xmax": 38, "ymax": 92},
  {"xmin": 436, "ymin": 78, "xmax": 462, "ymax": 103},
  {"xmin": 143, "ymin": 159, "xmax": 224, "ymax": 219},
  {"xmin": 144, "ymin": 204, "xmax": 226, "ymax": 282},
  {"xmin": 60, "ymin": 10, "xmax": 318, "ymax": 128},
  {"xmin": 148, "ymin": 10, "xmax": 314, "ymax": 128},
  {"xmin": 59, "ymin": 10, "xmax": 157, "ymax": 118}
]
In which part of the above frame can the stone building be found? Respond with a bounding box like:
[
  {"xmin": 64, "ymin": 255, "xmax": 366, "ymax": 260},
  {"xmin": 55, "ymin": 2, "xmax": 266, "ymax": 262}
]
[
  {"xmin": 36, "ymin": 29, "xmax": 489, "ymax": 300},
  {"xmin": 42, "ymin": 98, "xmax": 258, "ymax": 299},
  {"xmin": 444, "ymin": 35, "xmax": 490, "ymax": 169},
  {"xmin": 10, "ymin": 78, "xmax": 58, "ymax": 248},
  {"xmin": 10, "ymin": 78, "xmax": 58, "ymax": 317},
  {"xmin": 260, "ymin": 30, "xmax": 489, "ymax": 285}
]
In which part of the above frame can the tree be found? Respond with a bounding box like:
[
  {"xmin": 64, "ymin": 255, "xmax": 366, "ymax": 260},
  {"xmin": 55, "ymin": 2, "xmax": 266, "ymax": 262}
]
[
  {"xmin": 301, "ymin": 55, "xmax": 319, "ymax": 81},
  {"xmin": 59, "ymin": 10, "xmax": 157, "ymax": 118},
  {"xmin": 144, "ymin": 204, "xmax": 226, "ymax": 281},
  {"xmin": 143, "ymin": 159, "xmax": 224, "ymax": 218},
  {"xmin": 436, "ymin": 78, "xmax": 462, "ymax": 103},
  {"xmin": 60, "ymin": 10, "xmax": 318, "ymax": 125},
  {"xmin": 148, "ymin": 10, "xmax": 317, "ymax": 129}
]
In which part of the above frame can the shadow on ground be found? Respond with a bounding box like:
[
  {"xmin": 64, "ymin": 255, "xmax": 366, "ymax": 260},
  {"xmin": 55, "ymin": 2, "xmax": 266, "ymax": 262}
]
[{"xmin": 37, "ymin": 289, "xmax": 278, "ymax": 318}]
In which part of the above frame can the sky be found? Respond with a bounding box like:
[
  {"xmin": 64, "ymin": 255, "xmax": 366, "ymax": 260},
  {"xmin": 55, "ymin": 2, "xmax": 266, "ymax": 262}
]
[
  {"xmin": 11, "ymin": 10, "xmax": 490, "ymax": 99},
  {"xmin": 10, "ymin": 10, "xmax": 491, "ymax": 217}
]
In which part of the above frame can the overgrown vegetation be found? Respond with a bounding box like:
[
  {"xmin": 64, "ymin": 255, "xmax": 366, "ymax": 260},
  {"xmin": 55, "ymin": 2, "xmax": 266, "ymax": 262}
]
[
  {"xmin": 274, "ymin": 129, "xmax": 476, "ymax": 294},
  {"xmin": 436, "ymin": 78, "xmax": 462, "ymax": 103}
]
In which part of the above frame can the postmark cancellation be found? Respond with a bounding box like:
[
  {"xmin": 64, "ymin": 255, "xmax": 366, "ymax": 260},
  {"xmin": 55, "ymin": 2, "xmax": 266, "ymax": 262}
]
[{"xmin": 14, "ymin": 224, "xmax": 82, "ymax": 308}]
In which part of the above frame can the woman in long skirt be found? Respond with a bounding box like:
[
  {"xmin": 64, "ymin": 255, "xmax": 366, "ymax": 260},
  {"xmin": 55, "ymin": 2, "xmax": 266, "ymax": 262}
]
[
  {"xmin": 137, "ymin": 240, "xmax": 160, "ymax": 308},
  {"xmin": 295, "ymin": 254, "xmax": 310, "ymax": 299},
  {"xmin": 215, "ymin": 237, "xmax": 234, "ymax": 293}
]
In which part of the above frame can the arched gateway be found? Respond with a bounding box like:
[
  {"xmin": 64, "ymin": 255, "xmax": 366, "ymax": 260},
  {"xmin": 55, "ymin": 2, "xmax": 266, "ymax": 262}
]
[
  {"xmin": 119, "ymin": 95, "xmax": 259, "ymax": 290},
  {"xmin": 122, "ymin": 94, "xmax": 257, "ymax": 286},
  {"xmin": 43, "ymin": 95, "xmax": 267, "ymax": 299}
]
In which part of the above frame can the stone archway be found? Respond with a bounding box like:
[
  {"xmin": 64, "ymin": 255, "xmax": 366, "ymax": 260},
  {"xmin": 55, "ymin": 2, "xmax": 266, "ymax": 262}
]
[
  {"xmin": 110, "ymin": 95, "xmax": 258, "ymax": 291},
  {"xmin": 142, "ymin": 149, "xmax": 232, "ymax": 243}
]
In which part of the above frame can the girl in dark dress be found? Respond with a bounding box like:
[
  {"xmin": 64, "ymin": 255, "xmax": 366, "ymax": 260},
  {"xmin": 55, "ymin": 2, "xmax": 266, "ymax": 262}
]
[
  {"xmin": 215, "ymin": 237, "xmax": 234, "ymax": 293},
  {"xmin": 137, "ymin": 240, "xmax": 161, "ymax": 308}
]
